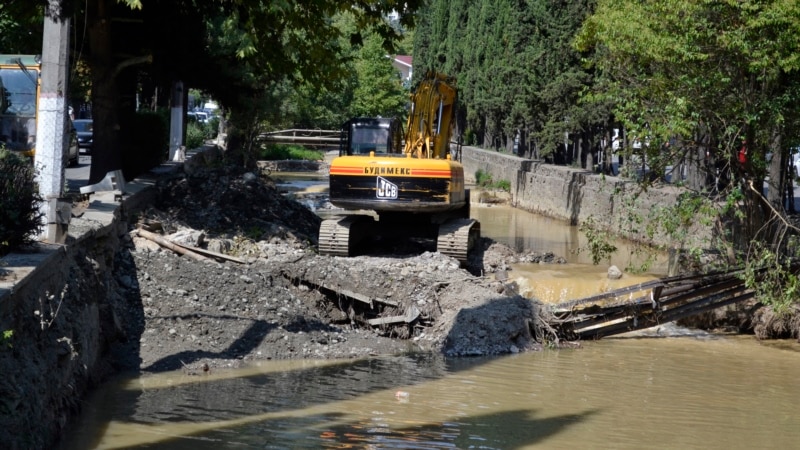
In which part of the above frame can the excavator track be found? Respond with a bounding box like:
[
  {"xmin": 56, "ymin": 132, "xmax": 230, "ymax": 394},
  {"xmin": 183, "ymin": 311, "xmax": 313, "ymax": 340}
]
[
  {"xmin": 437, "ymin": 218, "xmax": 480, "ymax": 264},
  {"xmin": 318, "ymin": 216, "xmax": 367, "ymax": 257}
]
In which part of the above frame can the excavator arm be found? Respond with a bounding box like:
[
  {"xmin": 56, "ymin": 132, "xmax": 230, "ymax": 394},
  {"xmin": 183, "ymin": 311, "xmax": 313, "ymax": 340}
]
[{"xmin": 403, "ymin": 72, "xmax": 457, "ymax": 160}]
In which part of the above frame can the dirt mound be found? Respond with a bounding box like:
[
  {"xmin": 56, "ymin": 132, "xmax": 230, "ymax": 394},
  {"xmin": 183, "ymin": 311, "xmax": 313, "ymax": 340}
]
[{"xmin": 115, "ymin": 164, "xmax": 560, "ymax": 373}]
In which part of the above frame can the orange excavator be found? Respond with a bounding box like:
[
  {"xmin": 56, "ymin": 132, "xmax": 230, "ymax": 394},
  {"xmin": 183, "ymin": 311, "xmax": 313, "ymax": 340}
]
[{"xmin": 318, "ymin": 72, "xmax": 479, "ymax": 263}]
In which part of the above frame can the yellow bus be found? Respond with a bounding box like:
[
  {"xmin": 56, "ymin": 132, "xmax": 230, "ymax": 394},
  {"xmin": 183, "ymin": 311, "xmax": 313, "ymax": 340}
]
[
  {"xmin": 0, "ymin": 55, "xmax": 40, "ymax": 159},
  {"xmin": 0, "ymin": 54, "xmax": 78, "ymax": 165}
]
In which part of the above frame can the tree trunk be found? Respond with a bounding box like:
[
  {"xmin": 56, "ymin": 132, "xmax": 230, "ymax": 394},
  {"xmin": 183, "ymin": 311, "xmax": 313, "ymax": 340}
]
[
  {"xmin": 580, "ymin": 132, "xmax": 591, "ymax": 169},
  {"xmin": 87, "ymin": 0, "xmax": 122, "ymax": 185},
  {"xmin": 766, "ymin": 128, "xmax": 784, "ymax": 211},
  {"xmin": 684, "ymin": 131, "xmax": 707, "ymax": 192}
]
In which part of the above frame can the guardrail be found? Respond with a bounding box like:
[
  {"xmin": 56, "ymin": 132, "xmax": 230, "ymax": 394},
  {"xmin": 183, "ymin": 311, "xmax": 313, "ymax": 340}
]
[{"xmin": 260, "ymin": 129, "xmax": 342, "ymax": 149}]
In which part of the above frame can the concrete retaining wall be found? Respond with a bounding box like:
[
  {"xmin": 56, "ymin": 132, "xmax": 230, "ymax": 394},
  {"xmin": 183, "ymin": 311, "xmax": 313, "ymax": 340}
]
[
  {"xmin": 461, "ymin": 146, "xmax": 711, "ymax": 249},
  {"xmin": 0, "ymin": 165, "xmax": 168, "ymax": 449}
]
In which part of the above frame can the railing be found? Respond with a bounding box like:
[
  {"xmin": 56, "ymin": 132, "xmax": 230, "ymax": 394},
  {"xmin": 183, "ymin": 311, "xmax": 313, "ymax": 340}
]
[
  {"xmin": 260, "ymin": 129, "xmax": 342, "ymax": 149},
  {"xmin": 259, "ymin": 128, "xmax": 464, "ymax": 159}
]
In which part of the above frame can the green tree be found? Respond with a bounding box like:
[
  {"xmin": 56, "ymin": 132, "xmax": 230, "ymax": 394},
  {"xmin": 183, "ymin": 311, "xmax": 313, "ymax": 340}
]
[
  {"xmin": 7, "ymin": 0, "xmax": 423, "ymax": 182},
  {"xmin": 413, "ymin": 0, "xmax": 601, "ymax": 160},
  {"xmin": 577, "ymin": 0, "xmax": 800, "ymax": 233},
  {"xmin": 577, "ymin": 0, "xmax": 800, "ymax": 318},
  {"xmin": 0, "ymin": 3, "xmax": 43, "ymax": 53},
  {"xmin": 257, "ymin": 11, "xmax": 412, "ymax": 131},
  {"xmin": 350, "ymin": 34, "xmax": 408, "ymax": 118}
]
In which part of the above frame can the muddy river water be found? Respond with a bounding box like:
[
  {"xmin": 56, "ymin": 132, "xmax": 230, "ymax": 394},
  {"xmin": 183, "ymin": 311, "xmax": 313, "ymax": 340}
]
[{"xmin": 59, "ymin": 176, "xmax": 800, "ymax": 449}]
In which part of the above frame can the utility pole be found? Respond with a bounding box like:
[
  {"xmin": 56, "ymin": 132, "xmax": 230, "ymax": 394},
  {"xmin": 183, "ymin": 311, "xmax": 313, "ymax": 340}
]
[
  {"xmin": 36, "ymin": 0, "xmax": 71, "ymax": 243},
  {"xmin": 169, "ymin": 80, "xmax": 184, "ymax": 161}
]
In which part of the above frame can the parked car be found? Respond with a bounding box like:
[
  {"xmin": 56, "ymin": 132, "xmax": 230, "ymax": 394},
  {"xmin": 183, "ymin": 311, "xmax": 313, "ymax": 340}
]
[{"xmin": 72, "ymin": 119, "xmax": 93, "ymax": 153}]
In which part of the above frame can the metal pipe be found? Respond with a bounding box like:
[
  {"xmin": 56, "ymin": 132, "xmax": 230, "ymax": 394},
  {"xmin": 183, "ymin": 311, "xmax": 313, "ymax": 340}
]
[{"xmin": 436, "ymin": 99, "xmax": 443, "ymax": 135}]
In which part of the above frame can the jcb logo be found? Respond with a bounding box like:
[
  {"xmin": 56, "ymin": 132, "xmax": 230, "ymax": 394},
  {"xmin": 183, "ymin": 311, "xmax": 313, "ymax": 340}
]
[{"xmin": 376, "ymin": 177, "xmax": 398, "ymax": 199}]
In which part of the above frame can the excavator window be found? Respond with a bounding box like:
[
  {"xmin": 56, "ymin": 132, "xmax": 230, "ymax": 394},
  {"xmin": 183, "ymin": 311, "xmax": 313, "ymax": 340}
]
[
  {"xmin": 352, "ymin": 126, "xmax": 388, "ymax": 154},
  {"xmin": 342, "ymin": 117, "xmax": 404, "ymax": 156}
]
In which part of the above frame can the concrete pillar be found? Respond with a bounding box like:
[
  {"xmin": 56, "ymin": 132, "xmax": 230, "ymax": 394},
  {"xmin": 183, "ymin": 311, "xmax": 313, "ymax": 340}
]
[
  {"xmin": 36, "ymin": 0, "xmax": 71, "ymax": 243},
  {"xmin": 169, "ymin": 80, "xmax": 184, "ymax": 161}
]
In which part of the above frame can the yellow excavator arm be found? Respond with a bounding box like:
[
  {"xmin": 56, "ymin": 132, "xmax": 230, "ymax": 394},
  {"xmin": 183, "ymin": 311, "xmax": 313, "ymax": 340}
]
[{"xmin": 403, "ymin": 72, "xmax": 457, "ymax": 160}]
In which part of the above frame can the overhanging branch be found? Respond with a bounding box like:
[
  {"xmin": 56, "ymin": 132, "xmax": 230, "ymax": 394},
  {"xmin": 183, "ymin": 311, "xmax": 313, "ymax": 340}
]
[{"xmin": 111, "ymin": 54, "xmax": 153, "ymax": 79}]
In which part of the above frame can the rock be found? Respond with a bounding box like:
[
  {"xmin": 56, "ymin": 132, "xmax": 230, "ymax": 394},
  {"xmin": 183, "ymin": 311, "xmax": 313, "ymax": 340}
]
[{"xmin": 608, "ymin": 265, "xmax": 623, "ymax": 279}]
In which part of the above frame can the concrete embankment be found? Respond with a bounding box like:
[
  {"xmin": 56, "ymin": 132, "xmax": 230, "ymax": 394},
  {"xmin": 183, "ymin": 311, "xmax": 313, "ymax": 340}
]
[
  {"xmin": 461, "ymin": 146, "xmax": 711, "ymax": 250},
  {"xmin": 0, "ymin": 164, "xmax": 170, "ymax": 449}
]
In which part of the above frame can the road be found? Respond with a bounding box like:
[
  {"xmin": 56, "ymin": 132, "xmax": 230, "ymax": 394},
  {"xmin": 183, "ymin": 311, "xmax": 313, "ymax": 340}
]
[{"xmin": 65, "ymin": 152, "xmax": 91, "ymax": 193}]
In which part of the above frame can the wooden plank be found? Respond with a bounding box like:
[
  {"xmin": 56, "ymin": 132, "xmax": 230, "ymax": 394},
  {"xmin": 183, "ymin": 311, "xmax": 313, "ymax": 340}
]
[
  {"xmin": 546, "ymin": 263, "xmax": 776, "ymax": 340},
  {"xmin": 286, "ymin": 272, "xmax": 400, "ymax": 308},
  {"xmin": 337, "ymin": 287, "xmax": 399, "ymax": 307},
  {"xmin": 135, "ymin": 229, "xmax": 208, "ymax": 262},
  {"xmin": 575, "ymin": 287, "xmax": 753, "ymax": 339},
  {"xmin": 169, "ymin": 241, "xmax": 248, "ymax": 264},
  {"xmin": 368, "ymin": 306, "xmax": 420, "ymax": 326}
]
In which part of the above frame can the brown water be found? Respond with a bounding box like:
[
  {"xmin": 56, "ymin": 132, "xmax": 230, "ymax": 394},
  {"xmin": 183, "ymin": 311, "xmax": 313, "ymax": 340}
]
[
  {"xmin": 61, "ymin": 336, "xmax": 800, "ymax": 449},
  {"xmin": 471, "ymin": 202, "xmax": 669, "ymax": 271},
  {"xmin": 60, "ymin": 176, "xmax": 800, "ymax": 449},
  {"xmin": 471, "ymin": 203, "xmax": 667, "ymax": 303}
]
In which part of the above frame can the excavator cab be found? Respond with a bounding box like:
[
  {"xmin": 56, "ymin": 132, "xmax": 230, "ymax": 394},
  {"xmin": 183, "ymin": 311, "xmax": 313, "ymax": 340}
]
[{"xmin": 340, "ymin": 117, "xmax": 404, "ymax": 156}]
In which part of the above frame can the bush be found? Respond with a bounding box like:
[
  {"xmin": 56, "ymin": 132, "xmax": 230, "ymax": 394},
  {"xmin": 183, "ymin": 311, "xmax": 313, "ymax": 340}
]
[
  {"xmin": 475, "ymin": 169, "xmax": 511, "ymax": 192},
  {"xmin": 464, "ymin": 128, "xmax": 476, "ymax": 146},
  {"xmin": 256, "ymin": 143, "xmax": 323, "ymax": 161},
  {"xmin": 0, "ymin": 148, "xmax": 43, "ymax": 256},
  {"xmin": 206, "ymin": 116, "xmax": 220, "ymax": 139},
  {"xmin": 186, "ymin": 122, "xmax": 207, "ymax": 150},
  {"xmin": 475, "ymin": 169, "xmax": 492, "ymax": 185}
]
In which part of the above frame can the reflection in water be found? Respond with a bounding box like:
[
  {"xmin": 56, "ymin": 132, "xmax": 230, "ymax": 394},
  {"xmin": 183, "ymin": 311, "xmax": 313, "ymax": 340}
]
[
  {"xmin": 471, "ymin": 203, "xmax": 668, "ymax": 303},
  {"xmin": 471, "ymin": 203, "xmax": 669, "ymax": 272},
  {"xmin": 61, "ymin": 337, "xmax": 800, "ymax": 449}
]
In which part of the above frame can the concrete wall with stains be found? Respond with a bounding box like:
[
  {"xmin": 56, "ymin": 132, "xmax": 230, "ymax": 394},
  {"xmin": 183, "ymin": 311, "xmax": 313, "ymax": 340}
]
[{"xmin": 461, "ymin": 146, "xmax": 713, "ymax": 250}]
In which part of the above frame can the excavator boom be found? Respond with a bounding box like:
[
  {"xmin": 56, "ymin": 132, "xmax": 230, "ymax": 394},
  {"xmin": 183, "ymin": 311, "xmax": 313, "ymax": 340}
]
[{"xmin": 403, "ymin": 72, "xmax": 457, "ymax": 160}]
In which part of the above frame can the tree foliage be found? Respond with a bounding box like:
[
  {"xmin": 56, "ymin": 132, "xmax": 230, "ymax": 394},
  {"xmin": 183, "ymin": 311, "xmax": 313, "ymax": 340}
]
[
  {"xmin": 413, "ymin": 0, "xmax": 602, "ymax": 159},
  {"xmin": 0, "ymin": 149, "xmax": 43, "ymax": 256},
  {"xmin": 274, "ymin": 11, "xmax": 411, "ymax": 131},
  {"xmin": 0, "ymin": 3, "xmax": 44, "ymax": 53},
  {"xmin": 576, "ymin": 0, "xmax": 800, "ymax": 315},
  {"xmin": 350, "ymin": 34, "xmax": 408, "ymax": 118},
  {"xmin": 577, "ymin": 0, "xmax": 800, "ymax": 237},
  {"xmin": 3, "ymin": 0, "xmax": 423, "ymax": 181}
]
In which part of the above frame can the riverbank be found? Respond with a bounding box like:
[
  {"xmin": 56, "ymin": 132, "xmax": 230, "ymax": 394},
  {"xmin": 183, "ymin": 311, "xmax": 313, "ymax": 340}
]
[
  {"xmin": 460, "ymin": 146, "xmax": 711, "ymax": 252},
  {"xmin": 125, "ymin": 155, "xmax": 575, "ymax": 365}
]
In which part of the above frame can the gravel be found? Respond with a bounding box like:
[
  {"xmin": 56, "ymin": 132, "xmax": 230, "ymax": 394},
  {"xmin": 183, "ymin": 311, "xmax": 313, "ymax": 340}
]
[{"xmin": 109, "ymin": 162, "xmax": 565, "ymax": 374}]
